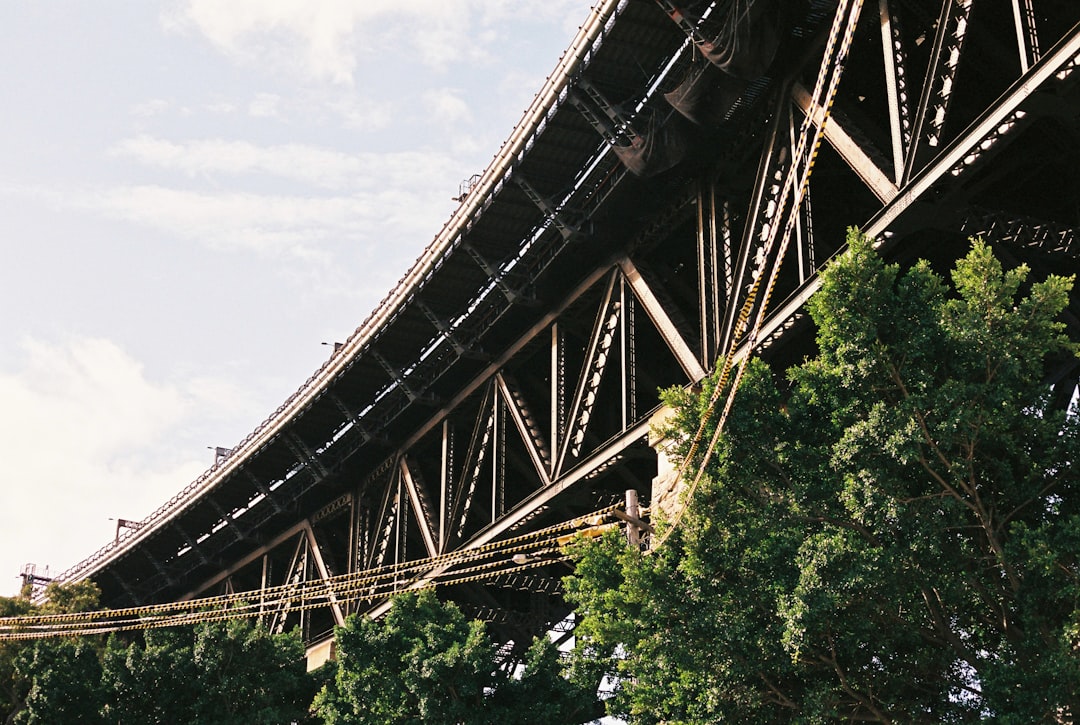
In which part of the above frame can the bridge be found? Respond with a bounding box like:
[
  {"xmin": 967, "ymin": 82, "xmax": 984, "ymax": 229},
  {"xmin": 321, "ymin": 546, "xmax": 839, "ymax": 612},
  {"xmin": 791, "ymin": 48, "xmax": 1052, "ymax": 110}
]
[{"xmin": 54, "ymin": 0, "xmax": 1080, "ymax": 661}]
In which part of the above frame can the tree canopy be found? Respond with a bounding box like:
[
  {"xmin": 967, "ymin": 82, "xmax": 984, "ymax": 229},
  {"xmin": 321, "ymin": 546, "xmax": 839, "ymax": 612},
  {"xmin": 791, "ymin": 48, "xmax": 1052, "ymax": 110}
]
[
  {"xmin": 12, "ymin": 614, "xmax": 315, "ymax": 725},
  {"xmin": 0, "ymin": 580, "xmax": 103, "ymax": 724},
  {"xmin": 4, "ymin": 587, "xmax": 594, "ymax": 724},
  {"xmin": 6, "ymin": 232, "xmax": 1080, "ymax": 723},
  {"xmin": 566, "ymin": 232, "xmax": 1080, "ymax": 722},
  {"xmin": 313, "ymin": 590, "xmax": 600, "ymax": 725}
]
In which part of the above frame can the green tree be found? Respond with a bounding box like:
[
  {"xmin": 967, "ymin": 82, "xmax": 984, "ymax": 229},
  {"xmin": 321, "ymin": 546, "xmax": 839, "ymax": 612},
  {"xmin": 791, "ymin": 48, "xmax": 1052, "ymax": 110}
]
[
  {"xmin": 2, "ymin": 580, "xmax": 104, "ymax": 724},
  {"xmin": 8, "ymin": 582, "xmax": 312, "ymax": 725},
  {"xmin": 314, "ymin": 590, "xmax": 598, "ymax": 724},
  {"xmin": 566, "ymin": 232, "xmax": 1080, "ymax": 722},
  {"xmin": 15, "ymin": 638, "xmax": 104, "ymax": 725},
  {"xmin": 0, "ymin": 595, "xmax": 35, "ymax": 724},
  {"xmin": 101, "ymin": 619, "xmax": 313, "ymax": 725}
]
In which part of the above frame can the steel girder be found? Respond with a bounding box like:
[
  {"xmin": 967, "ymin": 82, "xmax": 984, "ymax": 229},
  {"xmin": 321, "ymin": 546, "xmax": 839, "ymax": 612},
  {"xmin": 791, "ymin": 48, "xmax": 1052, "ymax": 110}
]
[{"xmin": 63, "ymin": 1, "xmax": 1080, "ymax": 650}]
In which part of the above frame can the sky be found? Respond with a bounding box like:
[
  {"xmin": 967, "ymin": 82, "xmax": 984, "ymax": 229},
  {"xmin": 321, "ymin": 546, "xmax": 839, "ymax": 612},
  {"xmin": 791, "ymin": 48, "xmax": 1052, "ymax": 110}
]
[{"xmin": 0, "ymin": 0, "xmax": 592, "ymax": 597}]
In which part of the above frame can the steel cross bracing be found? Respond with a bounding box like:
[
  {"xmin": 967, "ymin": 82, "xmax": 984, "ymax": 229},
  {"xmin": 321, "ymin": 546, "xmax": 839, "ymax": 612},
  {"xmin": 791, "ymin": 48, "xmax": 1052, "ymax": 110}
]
[{"xmin": 56, "ymin": 0, "xmax": 1080, "ymax": 649}]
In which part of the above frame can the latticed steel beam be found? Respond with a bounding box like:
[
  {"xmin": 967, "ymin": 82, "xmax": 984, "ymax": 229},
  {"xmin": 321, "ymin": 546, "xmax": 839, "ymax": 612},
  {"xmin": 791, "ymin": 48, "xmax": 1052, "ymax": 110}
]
[
  {"xmin": 515, "ymin": 176, "xmax": 578, "ymax": 240},
  {"xmin": 451, "ymin": 396, "xmax": 495, "ymax": 541},
  {"xmin": 459, "ymin": 241, "xmax": 528, "ymax": 304},
  {"xmin": 696, "ymin": 180, "xmax": 728, "ymax": 367},
  {"xmin": 879, "ymin": 0, "xmax": 912, "ymax": 183},
  {"xmin": 109, "ymin": 570, "xmax": 142, "ymax": 608},
  {"xmin": 905, "ymin": 0, "xmax": 975, "ymax": 181},
  {"xmin": 399, "ymin": 458, "xmax": 439, "ymax": 559},
  {"xmin": 745, "ymin": 19, "xmax": 1080, "ymax": 361},
  {"xmin": 284, "ymin": 431, "xmax": 329, "ymax": 480},
  {"xmin": 1011, "ymin": 0, "xmax": 1041, "ymax": 73},
  {"xmin": 555, "ymin": 272, "xmax": 622, "ymax": 474},
  {"xmin": 303, "ymin": 523, "xmax": 345, "ymax": 626},
  {"xmin": 495, "ymin": 373, "xmax": 553, "ymax": 485},
  {"xmin": 206, "ymin": 497, "xmax": 246, "ymax": 544},
  {"xmin": 268, "ymin": 534, "xmax": 308, "ymax": 635},
  {"xmin": 876, "ymin": 21, "xmax": 1080, "ymax": 231},
  {"xmin": 568, "ymin": 76, "xmax": 638, "ymax": 148},
  {"xmin": 619, "ymin": 259, "xmax": 707, "ymax": 383},
  {"xmin": 140, "ymin": 548, "xmax": 176, "ymax": 588},
  {"xmin": 719, "ymin": 87, "xmax": 788, "ymax": 353},
  {"xmin": 370, "ymin": 349, "xmax": 426, "ymax": 404},
  {"xmin": 367, "ymin": 417, "xmax": 653, "ymax": 621},
  {"xmin": 653, "ymin": 0, "xmax": 714, "ymax": 50},
  {"xmin": 961, "ymin": 208, "xmax": 1079, "ymax": 258},
  {"xmin": 181, "ymin": 518, "xmax": 312, "ymax": 601},
  {"xmin": 311, "ymin": 493, "xmax": 352, "ymax": 525},
  {"xmin": 328, "ymin": 392, "xmax": 382, "ymax": 445},
  {"xmin": 174, "ymin": 522, "xmax": 211, "ymax": 566},
  {"xmin": 370, "ymin": 479, "xmax": 400, "ymax": 571},
  {"xmin": 244, "ymin": 469, "xmax": 284, "ymax": 515},
  {"xmin": 439, "ymin": 420, "xmax": 453, "ymax": 552},
  {"xmin": 415, "ymin": 297, "xmax": 475, "ymax": 358}
]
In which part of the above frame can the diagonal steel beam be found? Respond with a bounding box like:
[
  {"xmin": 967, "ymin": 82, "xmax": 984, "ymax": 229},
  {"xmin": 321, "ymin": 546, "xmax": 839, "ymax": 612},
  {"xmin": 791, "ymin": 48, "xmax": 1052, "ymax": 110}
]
[
  {"xmin": 284, "ymin": 431, "xmax": 329, "ymax": 480},
  {"xmin": 792, "ymin": 83, "xmax": 898, "ymax": 202},
  {"xmin": 366, "ymin": 416, "xmax": 653, "ymax": 620},
  {"xmin": 399, "ymin": 457, "xmax": 439, "ymax": 560},
  {"xmin": 303, "ymin": 522, "xmax": 345, "ymax": 626},
  {"xmin": 618, "ymin": 258, "xmax": 708, "ymax": 383},
  {"xmin": 904, "ymin": 0, "xmax": 975, "ymax": 182},
  {"xmin": 555, "ymin": 271, "xmax": 621, "ymax": 476},
  {"xmin": 743, "ymin": 19, "xmax": 1080, "ymax": 359},
  {"xmin": 494, "ymin": 373, "xmax": 553, "ymax": 488}
]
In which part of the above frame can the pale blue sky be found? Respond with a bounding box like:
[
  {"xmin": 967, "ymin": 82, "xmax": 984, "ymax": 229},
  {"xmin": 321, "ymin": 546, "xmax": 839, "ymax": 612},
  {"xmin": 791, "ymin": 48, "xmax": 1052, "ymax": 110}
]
[{"xmin": 0, "ymin": 0, "xmax": 589, "ymax": 594}]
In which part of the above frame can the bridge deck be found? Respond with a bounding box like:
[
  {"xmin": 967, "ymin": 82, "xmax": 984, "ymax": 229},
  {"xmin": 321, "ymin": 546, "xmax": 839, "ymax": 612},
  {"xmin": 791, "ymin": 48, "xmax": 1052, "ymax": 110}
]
[{"xmin": 57, "ymin": 0, "xmax": 1080, "ymax": 648}]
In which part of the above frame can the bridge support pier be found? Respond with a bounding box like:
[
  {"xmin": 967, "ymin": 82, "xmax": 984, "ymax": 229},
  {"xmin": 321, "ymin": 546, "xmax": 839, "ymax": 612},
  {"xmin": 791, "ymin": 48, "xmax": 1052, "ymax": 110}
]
[{"xmin": 648, "ymin": 406, "xmax": 683, "ymax": 527}]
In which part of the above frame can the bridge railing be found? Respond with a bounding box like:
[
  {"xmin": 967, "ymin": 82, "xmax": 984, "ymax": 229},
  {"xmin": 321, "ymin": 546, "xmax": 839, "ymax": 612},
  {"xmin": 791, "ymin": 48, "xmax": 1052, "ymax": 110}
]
[{"xmin": 53, "ymin": 0, "xmax": 629, "ymax": 589}]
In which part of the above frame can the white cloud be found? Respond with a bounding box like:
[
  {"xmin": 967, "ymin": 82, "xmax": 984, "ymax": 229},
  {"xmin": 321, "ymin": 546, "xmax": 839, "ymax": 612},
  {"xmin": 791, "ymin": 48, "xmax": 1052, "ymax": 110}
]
[
  {"xmin": 83, "ymin": 182, "xmax": 448, "ymax": 263},
  {"xmin": 132, "ymin": 98, "xmax": 173, "ymax": 118},
  {"xmin": 247, "ymin": 92, "xmax": 282, "ymax": 118},
  {"xmin": 3, "ymin": 133, "xmax": 461, "ymax": 270},
  {"xmin": 109, "ymin": 135, "xmax": 456, "ymax": 191},
  {"xmin": 90, "ymin": 185, "xmax": 366, "ymax": 256},
  {"xmin": 322, "ymin": 94, "xmax": 395, "ymax": 131},
  {"xmin": 163, "ymin": 0, "xmax": 590, "ymax": 85},
  {"xmin": 0, "ymin": 337, "xmax": 190, "ymax": 456},
  {"xmin": 423, "ymin": 88, "xmax": 471, "ymax": 125},
  {"xmin": 97, "ymin": 135, "xmax": 463, "ymax": 261},
  {"xmin": 0, "ymin": 337, "xmax": 238, "ymax": 582},
  {"xmin": 163, "ymin": 0, "xmax": 391, "ymax": 84}
]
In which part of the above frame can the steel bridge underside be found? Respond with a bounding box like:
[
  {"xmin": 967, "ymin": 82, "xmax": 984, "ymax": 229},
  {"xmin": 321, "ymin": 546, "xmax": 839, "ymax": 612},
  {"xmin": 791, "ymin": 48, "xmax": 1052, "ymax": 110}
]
[{"xmin": 61, "ymin": 0, "xmax": 1080, "ymax": 649}]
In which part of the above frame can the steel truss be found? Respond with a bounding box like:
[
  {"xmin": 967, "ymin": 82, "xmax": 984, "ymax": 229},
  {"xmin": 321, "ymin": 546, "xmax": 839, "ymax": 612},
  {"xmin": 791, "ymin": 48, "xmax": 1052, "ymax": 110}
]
[{"xmin": 61, "ymin": 1, "xmax": 1080, "ymax": 654}]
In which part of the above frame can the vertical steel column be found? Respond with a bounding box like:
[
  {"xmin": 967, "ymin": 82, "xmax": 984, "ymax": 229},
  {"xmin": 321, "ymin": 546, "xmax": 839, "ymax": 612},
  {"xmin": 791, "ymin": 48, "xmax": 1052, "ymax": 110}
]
[
  {"xmin": 719, "ymin": 87, "xmax": 789, "ymax": 352},
  {"xmin": 1011, "ymin": 0, "xmax": 1041, "ymax": 73},
  {"xmin": 626, "ymin": 285, "xmax": 637, "ymax": 423},
  {"xmin": 709, "ymin": 181, "xmax": 722, "ymax": 361},
  {"xmin": 345, "ymin": 493, "xmax": 357, "ymax": 615},
  {"xmin": 492, "ymin": 395, "xmax": 500, "ymax": 524},
  {"xmin": 440, "ymin": 420, "xmax": 450, "ymax": 552},
  {"xmin": 397, "ymin": 474, "xmax": 407, "ymax": 573},
  {"xmin": 697, "ymin": 179, "xmax": 710, "ymax": 365},
  {"xmin": 697, "ymin": 177, "xmax": 725, "ymax": 368},
  {"xmin": 549, "ymin": 323, "xmax": 564, "ymax": 478},
  {"xmin": 720, "ymin": 200, "xmax": 733, "ymax": 305},
  {"xmin": 879, "ymin": 0, "xmax": 910, "ymax": 183},
  {"xmin": 619, "ymin": 275, "xmax": 629, "ymax": 430},
  {"xmin": 259, "ymin": 554, "xmax": 269, "ymax": 621}
]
